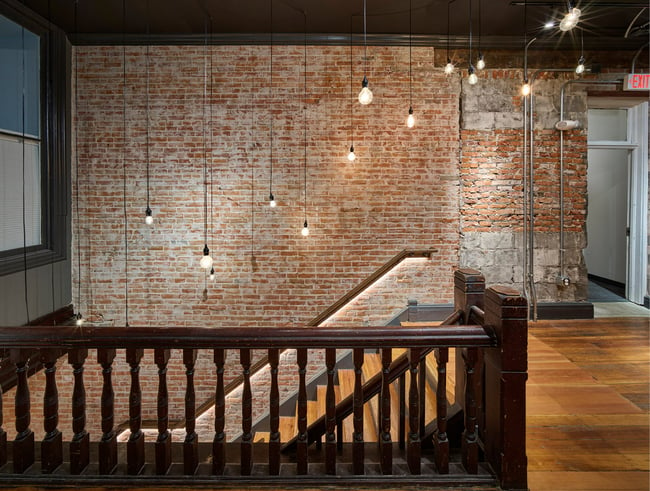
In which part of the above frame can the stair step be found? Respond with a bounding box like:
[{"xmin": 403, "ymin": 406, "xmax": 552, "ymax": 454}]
[{"xmin": 279, "ymin": 415, "xmax": 295, "ymax": 443}]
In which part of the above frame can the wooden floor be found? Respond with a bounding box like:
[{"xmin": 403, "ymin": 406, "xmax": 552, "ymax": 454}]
[{"xmin": 528, "ymin": 316, "xmax": 649, "ymax": 491}]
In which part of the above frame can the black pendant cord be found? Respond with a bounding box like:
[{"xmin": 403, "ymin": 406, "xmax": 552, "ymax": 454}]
[
  {"xmin": 478, "ymin": 0, "xmax": 481, "ymax": 57},
  {"xmin": 203, "ymin": 16, "xmax": 209, "ymax": 249},
  {"xmin": 145, "ymin": 0, "xmax": 150, "ymax": 212},
  {"xmin": 122, "ymin": 0, "xmax": 129, "ymax": 327},
  {"xmin": 209, "ymin": 16, "xmax": 214, "ymax": 256},
  {"xmin": 446, "ymin": 0, "xmax": 451, "ymax": 62},
  {"xmin": 269, "ymin": 0, "xmax": 274, "ymax": 201},
  {"xmin": 468, "ymin": 0, "xmax": 473, "ymax": 67},
  {"xmin": 363, "ymin": 0, "xmax": 368, "ymax": 77},
  {"xmin": 349, "ymin": 17, "xmax": 354, "ymax": 148},
  {"xmin": 303, "ymin": 10, "xmax": 307, "ymax": 226},
  {"xmin": 21, "ymin": 23, "xmax": 30, "ymax": 324},
  {"xmin": 73, "ymin": 0, "xmax": 82, "ymax": 321},
  {"xmin": 409, "ymin": 0, "xmax": 412, "ymax": 108}
]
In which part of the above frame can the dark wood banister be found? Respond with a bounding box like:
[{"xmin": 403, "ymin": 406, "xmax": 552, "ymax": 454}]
[{"xmin": 282, "ymin": 308, "xmax": 473, "ymax": 450}]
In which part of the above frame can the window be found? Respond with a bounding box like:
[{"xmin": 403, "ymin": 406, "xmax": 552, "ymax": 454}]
[
  {"xmin": 0, "ymin": 14, "xmax": 42, "ymax": 253},
  {"xmin": 0, "ymin": 5, "xmax": 69, "ymax": 276}
]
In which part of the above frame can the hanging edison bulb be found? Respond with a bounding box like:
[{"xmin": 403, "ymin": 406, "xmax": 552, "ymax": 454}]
[
  {"xmin": 145, "ymin": 206, "xmax": 153, "ymax": 225},
  {"xmin": 521, "ymin": 81, "xmax": 531, "ymax": 96},
  {"xmin": 347, "ymin": 145, "xmax": 356, "ymax": 162},
  {"xmin": 209, "ymin": 267, "xmax": 215, "ymax": 280},
  {"xmin": 476, "ymin": 53, "xmax": 486, "ymax": 70},
  {"xmin": 468, "ymin": 66, "xmax": 478, "ymax": 85},
  {"xmin": 269, "ymin": 193, "xmax": 276, "ymax": 208},
  {"xmin": 200, "ymin": 244, "xmax": 213, "ymax": 269},
  {"xmin": 444, "ymin": 59, "xmax": 454, "ymax": 75},
  {"xmin": 575, "ymin": 56, "xmax": 585, "ymax": 74},
  {"xmin": 358, "ymin": 76, "xmax": 373, "ymax": 105},
  {"xmin": 301, "ymin": 220, "xmax": 309, "ymax": 236},
  {"xmin": 406, "ymin": 107, "xmax": 415, "ymax": 128},
  {"xmin": 559, "ymin": 7, "xmax": 581, "ymax": 31}
]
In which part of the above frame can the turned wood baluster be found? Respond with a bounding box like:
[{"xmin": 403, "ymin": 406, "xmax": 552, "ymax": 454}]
[
  {"xmin": 0, "ymin": 379, "xmax": 6, "ymax": 467},
  {"xmin": 352, "ymin": 348, "xmax": 364, "ymax": 475},
  {"xmin": 379, "ymin": 348, "xmax": 392, "ymax": 475},
  {"xmin": 433, "ymin": 347, "xmax": 449, "ymax": 473},
  {"xmin": 240, "ymin": 348, "xmax": 253, "ymax": 475},
  {"xmin": 268, "ymin": 348, "xmax": 280, "ymax": 475},
  {"xmin": 183, "ymin": 349, "xmax": 199, "ymax": 475},
  {"xmin": 212, "ymin": 349, "xmax": 226, "ymax": 475},
  {"xmin": 11, "ymin": 349, "xmax": 34, "ymax": 473},
  {"xmin": 398, "ymin": 372, "xmax": 406, "ymax": 450},
  {"xmin": 296, "ymin": 348, "xmax": 308, "ymax": 475},
  {"xmin": 126, "ymin": 348, "xmax": 145, "ymax": 475},
  {"xmin": 407, "ymin": 348, "xmax": 421, "ymax": 475},
  {"xmin": 97, "ymin": 348, "xmax": 117, "ymax": 474},
  {"xmin": 155, "ymin": 349, "xmax": 171, "ymax": 475},
  {"xmin": 69, "ymin": 349, "xmax": 89, "ymax": 474},
  {"xmin": 325, "ymin": 348, "xmax": 336, "ymax": 475},
  {"xmin": 462, "ymin": 347, "xmax": 479, "ymax": 474},
  {"xmin": 41, "ymin": 349, "xmax": 62, "ymax": 473}
]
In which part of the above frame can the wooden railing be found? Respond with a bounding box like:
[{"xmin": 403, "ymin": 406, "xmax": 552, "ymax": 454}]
[{"xmin": 0, "ymin": 269, "xmax": 528, "ymax": 489}]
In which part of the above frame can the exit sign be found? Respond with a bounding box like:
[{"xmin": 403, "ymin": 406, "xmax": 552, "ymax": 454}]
[{"xmin": 625, "ymin": 74, "xmax": 650, "ymax": 90}]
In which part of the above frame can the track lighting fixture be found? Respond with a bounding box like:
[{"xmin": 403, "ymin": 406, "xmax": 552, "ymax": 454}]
[
  {"xmin": 559, "ymin": 5, "xmax": 581, "ymax": 32},
  {"xmin": 358, "ymin": 0, "xmax": 373, "ymax": 105}
]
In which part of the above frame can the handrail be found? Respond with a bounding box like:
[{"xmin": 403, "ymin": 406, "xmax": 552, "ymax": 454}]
[
  {"xmin": 0, "ymin": 323, "xmax": 491, "ymax": 350},
  {"xmin": 282, "ymin": 308, "xmax": 475, "ymax": 449},
  {"xmin": 307, "ymin": 248, "xmax": 435, "ymax": 326}
]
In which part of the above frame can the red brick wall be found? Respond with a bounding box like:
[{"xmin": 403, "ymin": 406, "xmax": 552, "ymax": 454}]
[{"xmin": 14, "ymin": 44, "xmax": 460, "ymax": 441}]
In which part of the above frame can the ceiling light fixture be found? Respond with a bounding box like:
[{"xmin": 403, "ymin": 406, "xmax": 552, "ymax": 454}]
[
  {"xmin": 268, "ymin": 0, "xmax": 276, "ymax": 207},
  {"xmin": 476, "ymin": 0, "xmax": 485, "ymax": 70},
  {"xmin": 199, "ymin": 17, "xmax": 213, "ymax": 269},
  {"xmin": 467, "ymin": 0, "xmax": 477, "ymax": 85},
  {"xmin": 559, "ymin": 4, "xmax": 581, "ymax": 32},
  {"xmin": 358, "ymin": 0, "xmax": 373, "ymax": 105},
  {"xmin": 444, "ymin": 0, "xmax": 455, "ymax": 75},
  {"xmin": 406, "ymin": 0, "xmax": 415, "ymax": 128},
  {"xmin": 347, "ymin": 18, "xmax": 356, "ymax": 162},
  {"xmin": 144, "ymin": 0, "xmax": 153, "ymax": 225},
  {"xmin": 302, "ymin": 11, "xmax": 309, "ymax": 237}
]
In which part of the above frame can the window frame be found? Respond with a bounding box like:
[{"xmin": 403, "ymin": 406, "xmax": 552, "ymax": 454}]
[{"xmin": 0, "ymin": 1, "xmax": 69, "ymax": 276}]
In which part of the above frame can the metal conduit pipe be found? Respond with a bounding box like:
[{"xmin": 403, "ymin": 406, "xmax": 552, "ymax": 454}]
[
  {"xmin": 526, "ymin": 68, "xmax": 575, "ymax": 320},
  {"xmin": 630, "ymin": 41, "xmax": 649, "ymax": 74},
  {"xmin": 558, "ymin": 79, "xmax": 623, "ymax": 283}
]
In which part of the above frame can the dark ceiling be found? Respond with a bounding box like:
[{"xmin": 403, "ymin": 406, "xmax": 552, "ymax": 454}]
[{"xmin": 15, "ymin": 0, "xmax": 650, "ymax": 51}]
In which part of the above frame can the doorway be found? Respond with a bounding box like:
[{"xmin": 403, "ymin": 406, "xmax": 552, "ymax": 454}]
[{"xmin": 585, "ymin": 101, "xmax": 648, "ymax": 305}]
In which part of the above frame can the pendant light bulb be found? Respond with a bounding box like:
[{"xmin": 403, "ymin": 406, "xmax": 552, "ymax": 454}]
[
  {"xmin": 476, "ymin": 53, "xmax": 486, "ymax": 70},
  {"xmin": 406, "ymin": 107, "xmax": 415, "ymax": 128},
  {"xmin": 269, "ymin": 193, "xmax": 276, "ymax": 208},
  {"xmin": 358, "ymin": 76, "xmax": 373, "ymax": 105},
  {"xmin": 559, "ymin": 7, "xmax": 581, "ymax": 32},
  {"xmin": 468, "ymin": 66, "xmax": 478, "ymax": 85},
  {"xmin": 75, "ymin": 313, "xmax": 84, "ymax": 327},
  {"xmin": 209, "ymin": 267, "xmax": 215, "ymax": 281},
  {"xmin": 575, "ymin": 56, "xmax": 585, "ymax": 74},
  {"xmin": 200, "ymin": 244, "xmax": 213, "ymax": 269},
  {"xmin": 347, "ymin": 145, "xmax": 356, "ymax": 162},
  {"xmin": 145, "ymin": 206, "xmax": 153, "ymax": 225},
  {"xmin": 444, "ymin": 59, "xmax": 454, "ymax": 75},
  {"xmin": 301, "ymin": 220, "xmax": 309, "ymax": 236},
  {"xmin": 521, "ymin": 81, "xmax": 531, "ymax": 96}
]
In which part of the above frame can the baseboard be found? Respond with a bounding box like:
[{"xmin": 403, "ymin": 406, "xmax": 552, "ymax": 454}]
[{"xmin": 536, "ymin": 302, "xmax": 594, "ymax": 319}]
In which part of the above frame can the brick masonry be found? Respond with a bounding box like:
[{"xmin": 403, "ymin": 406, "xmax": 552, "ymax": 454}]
[{"xmin": 4, "ymin": 46, "xmax": 599, "ymax": 442}]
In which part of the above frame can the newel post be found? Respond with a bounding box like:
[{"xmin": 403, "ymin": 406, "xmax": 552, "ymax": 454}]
[
  {"xmin": 453, "ymin": 269, "xmax": 485, "ymax": 407},
  {"xmin": 483, "ymin": 286, "xmax": 528, "ymax": 491}
]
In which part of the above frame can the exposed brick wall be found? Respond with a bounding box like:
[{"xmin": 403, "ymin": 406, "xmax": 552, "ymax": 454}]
[{"xmin": 7, "ymin": 44, "xmax": 459, "ymax": 441}]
